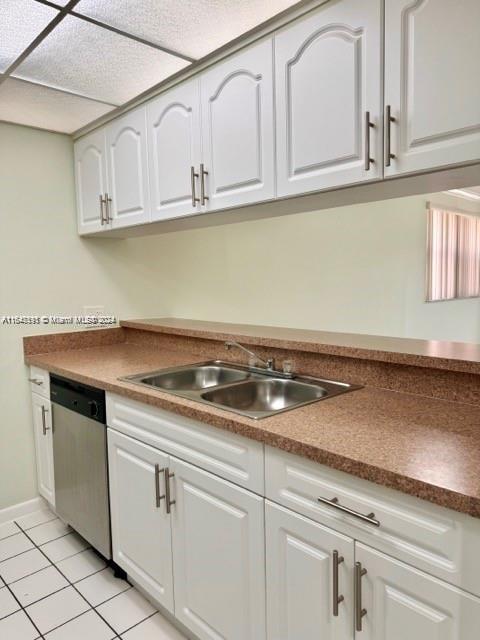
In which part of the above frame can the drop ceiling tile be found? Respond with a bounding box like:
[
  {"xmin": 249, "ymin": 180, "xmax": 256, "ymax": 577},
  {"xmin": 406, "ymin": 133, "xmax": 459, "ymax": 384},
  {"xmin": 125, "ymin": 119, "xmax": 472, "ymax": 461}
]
[
  {"xmin": 74, "ymin": 0, "xmax": 300, "ymax": 59},
  {"xmin": 13, "ymin": 14, "xmax": 190, "ymax": 104},
  {"xmin": 0, "ymin": 0, "xmax": 58, "ymax": 72},
  {"xmin": 0, "ymin": 78, "xmax": 114, "ymax": 133}
]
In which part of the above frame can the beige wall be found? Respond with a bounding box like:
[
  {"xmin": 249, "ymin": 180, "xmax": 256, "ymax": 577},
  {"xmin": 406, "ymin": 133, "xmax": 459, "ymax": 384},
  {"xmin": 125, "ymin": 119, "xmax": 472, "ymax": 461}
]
[
  {"xmin": 1, "ymin": 121, "xmax": 479, "ymax": 511},
  {"xmin": 0, "ymin": 122, "xmax": 170, "ymax": 510},
  {"xmin": 152, "ymin": 192, "xmax": 480, "ymax": 343}
]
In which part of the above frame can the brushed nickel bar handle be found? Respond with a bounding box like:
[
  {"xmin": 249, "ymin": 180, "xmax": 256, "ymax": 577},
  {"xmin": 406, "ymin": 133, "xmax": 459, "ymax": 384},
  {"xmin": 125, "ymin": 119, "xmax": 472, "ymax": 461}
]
[
  {"xmin": 28, "ymin": 377, "xmax": 43, "ymax": 386},
  {"xmin": 385, "ymin": 105, "xmax": 396, "ymax": 167},
  {"xmin": 99, "ymin": 195, "xmax": 106, "ymax": 225},
  {"xmin": 155, "ymin": 464, "xmax": 165, "ymax": 509},
  {"xmin": 364, "ymin": 111, "xmax": 375, "ymax": 171},
  {"xmin": 164, "ymin": 467, "xmax": 176, "ymax": 514},
  {"xmin": 355, "ymin": 561, "xmax": 367, "ymax": 631},
  {"xmin": 333, "ymin": 550, "xmax": 344, "ymax": 617},
  {"xmin": 191, "ymin": 166, "xmax": 200, "ymax": 208},
  {"xmin": 200, "ymin": 163, "xmax": 209, "ymax": 206},
  {"xmin": 41, "ymin": 405, "xmax": 49, "ymax": 436},
  {"xmin": 105, "ymin": 193, "xmax": 112, "ymax": 222},
  {"xmin": 317, "ymin": 497, "xmax": 380, "ymax": 527}
]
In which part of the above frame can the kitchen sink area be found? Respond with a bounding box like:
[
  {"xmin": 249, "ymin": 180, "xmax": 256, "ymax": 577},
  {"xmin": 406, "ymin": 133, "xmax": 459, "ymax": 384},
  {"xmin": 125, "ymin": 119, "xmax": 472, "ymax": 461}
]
[{"xmin": 122, "ymin": 360, "xmax": 361, "ymax": 419}]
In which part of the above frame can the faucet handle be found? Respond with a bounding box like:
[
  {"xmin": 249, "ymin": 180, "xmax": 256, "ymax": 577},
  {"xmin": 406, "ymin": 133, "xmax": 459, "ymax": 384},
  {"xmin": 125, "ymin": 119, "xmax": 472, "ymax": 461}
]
[
  {"xmin": 266, "ymin": 358, "xmax": 275, "ymax": 370},
  {"xmin": 282, "ymin": 359, "xmax": 294, "ymax": 375}
]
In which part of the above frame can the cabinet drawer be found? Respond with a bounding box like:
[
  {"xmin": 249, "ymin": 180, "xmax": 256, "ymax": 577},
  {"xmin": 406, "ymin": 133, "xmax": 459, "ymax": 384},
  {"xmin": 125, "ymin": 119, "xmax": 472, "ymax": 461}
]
[
  {"xmin": 29, "ymin": 366, "xmax": 50, "ymax": 399},
  {"xmin": 106, "ymin": 394, "xmax": 264, "ymax": 493},
  {"xmin": 266, "ymin": 446, "xmax": 480, "ymax": 596}
]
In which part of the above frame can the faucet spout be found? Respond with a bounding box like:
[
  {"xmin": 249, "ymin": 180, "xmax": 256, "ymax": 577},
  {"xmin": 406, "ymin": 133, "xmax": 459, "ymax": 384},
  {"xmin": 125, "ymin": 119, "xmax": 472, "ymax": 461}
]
[{"xmin": 224, "ymin": 341, "xmax": 275, "ymax": 371}]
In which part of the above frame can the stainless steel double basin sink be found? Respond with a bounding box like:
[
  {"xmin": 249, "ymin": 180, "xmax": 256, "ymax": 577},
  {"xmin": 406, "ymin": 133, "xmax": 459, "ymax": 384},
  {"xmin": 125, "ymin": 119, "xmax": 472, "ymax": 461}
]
[{"xmin": 122, "ymin": 361, "xmax": 361, "ymax": 420}]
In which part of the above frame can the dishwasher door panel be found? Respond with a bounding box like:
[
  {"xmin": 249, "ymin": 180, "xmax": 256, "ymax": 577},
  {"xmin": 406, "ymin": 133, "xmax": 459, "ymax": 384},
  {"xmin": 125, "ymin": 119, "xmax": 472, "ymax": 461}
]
[{"xmin": 52, "ymin": 403, "xmax": 111, "ymax": 559}]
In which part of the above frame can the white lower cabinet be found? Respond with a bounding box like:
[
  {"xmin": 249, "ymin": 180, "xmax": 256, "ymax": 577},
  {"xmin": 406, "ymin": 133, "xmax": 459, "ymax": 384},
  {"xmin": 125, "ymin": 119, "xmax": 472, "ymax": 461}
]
[
  {"xmin": 107, "ymin": 429, "xmax": 174, "ymax": 612},
  {"xmin": 171, "ymin": 457, "xmax": 266, "ymax": 640},
  {"xmin": 266, "ymin": 501, "xmax": 354, "ymax": 640},
  {"xmin": 356, "ymin": 543, "xmax": 480, "ymax": 640},
  {"xmin": 107, "ymin": 425, "xmax": 266, "ymax": 640},
  {"xmin": 31, "ymin": 392, "xmax": 55, "ymax": 507}
]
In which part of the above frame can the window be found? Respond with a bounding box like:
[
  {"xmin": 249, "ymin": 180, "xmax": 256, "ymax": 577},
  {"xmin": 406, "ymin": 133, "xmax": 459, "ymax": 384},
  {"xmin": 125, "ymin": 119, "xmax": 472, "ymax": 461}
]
[{"xmin": 426, "ymin": 206, "xmax": 480, "ymax": 301}]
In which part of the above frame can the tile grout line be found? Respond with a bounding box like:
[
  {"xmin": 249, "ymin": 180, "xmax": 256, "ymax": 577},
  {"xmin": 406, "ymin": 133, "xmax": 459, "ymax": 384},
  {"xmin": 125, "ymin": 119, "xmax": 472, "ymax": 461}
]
[
  {"xmin": 0, "ymin": 527, "xmax": 74, "ymax": 565},
  {"xmin": 0, "ymin": 571, "xmax": 46, "ymax": 639},
  {"xmin": 16, "ymin": 521, "xmax": 122, "ymax": 638}
]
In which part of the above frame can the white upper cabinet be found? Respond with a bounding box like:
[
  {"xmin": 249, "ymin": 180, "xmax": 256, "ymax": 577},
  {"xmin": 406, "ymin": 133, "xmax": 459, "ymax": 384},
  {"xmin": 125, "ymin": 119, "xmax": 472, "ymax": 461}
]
[
  {"xmin": 106, "ymin": 107, "xmax": 150, "ymax": 228},
  {"xmin": 275, "ymin": 0, "xmax": 383, "ymax": 197},
  {"xmin": 147, "ymin": 79, "xmax": 202, "ymax": 221},
  {"xmin": 171, "ymin": 457, "xmax": 266, "ymax": 640},
  {"xmin": 266, "ymin": 501, "xmax": 354, "ymax": 640},
  {"xmin": 356, "ymin": 543, "xmax": 480, "ymax": 640},
  {"xmin": 384, "ymin": 0, "xmax": 480, "ymax": 177},
  {"xmin": 74, "ymin": 128, "xmax": 109, "ymax": 234},
  {"xmin": 200, "ymin": 38, "xmax": 275, "ymax": 211}
]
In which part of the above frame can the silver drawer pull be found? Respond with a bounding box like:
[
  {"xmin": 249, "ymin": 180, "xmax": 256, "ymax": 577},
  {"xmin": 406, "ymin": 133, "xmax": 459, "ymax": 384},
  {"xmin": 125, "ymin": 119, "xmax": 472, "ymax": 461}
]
[
  {"xmin": 317, "ymin": 496, "xmax": 380, "ymax": 527},
  {"xmin": 41, "ymin": 405, "xmax": 50, "ymax": 436},
  {"xmin": 28, "ymin": 377, "xmax": 43, "ymax": 385}
]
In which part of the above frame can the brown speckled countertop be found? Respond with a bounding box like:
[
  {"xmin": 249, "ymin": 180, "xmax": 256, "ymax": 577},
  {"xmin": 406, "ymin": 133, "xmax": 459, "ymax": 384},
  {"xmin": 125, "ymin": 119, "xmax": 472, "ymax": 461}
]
[
  {"xmin": 25, "ymin": 336, "xmax": 480, "ymax": 518},
  {"xmin": 121, "ymin": 318, "xmax": 480, "ymax": 375}
]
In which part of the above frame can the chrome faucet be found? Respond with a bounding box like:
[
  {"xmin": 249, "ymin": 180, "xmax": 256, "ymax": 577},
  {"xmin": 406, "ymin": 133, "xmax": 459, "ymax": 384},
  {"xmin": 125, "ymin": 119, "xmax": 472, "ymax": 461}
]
[{"xmin": 225, "ymin": 340, "xmax": 275, "ymax": 371}]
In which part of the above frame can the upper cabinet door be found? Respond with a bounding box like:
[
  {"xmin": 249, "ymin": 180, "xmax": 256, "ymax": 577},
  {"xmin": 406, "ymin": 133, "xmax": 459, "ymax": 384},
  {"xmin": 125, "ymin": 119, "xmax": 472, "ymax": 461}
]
[
  {"xmin": 200, "ymin": 38, "xmax": 275, "ymax": 211},
  {"xmin": 147, "ymin": 79, "xmax": 202, "ymax": 221},
  {"xmin": 356, "ymin": 543, "xmax": 480, "ymax": 640},
  {"xmin": 106, "ymin": 107, "xmax": 150, "ymax": 228},
  {"xmin": 74, "ymin": 129, "xmax": 108, "ymax": 235},
  {"xmin": 171, "ymin": 457, "xmax": 266, "ymax": 640},
  {"xmin": 266, "ymin": 501, "xmax": 354, "ymax": 640},
  {"xmin": 275, "ymin": 0, "xmax": 382, "ymax": 197},
  {"xmin": 384, "ymin": 0, "xmax": 480, "ymax": 177}
]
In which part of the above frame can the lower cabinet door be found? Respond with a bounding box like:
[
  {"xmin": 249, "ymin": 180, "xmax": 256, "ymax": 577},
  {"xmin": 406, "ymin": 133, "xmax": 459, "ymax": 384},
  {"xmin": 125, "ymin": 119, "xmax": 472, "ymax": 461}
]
[
  {"xmin": 170, "ymin": 457, "xmax": 266, "ymax": 640},
  {"xmin": 356, "ymin": 543, "xmax": 480, "ymax": 639},
  {"xmin": 266, "ymin": 501, "xmax": 354, "ymax": 640},
  {"xmin": 107, "ymin": 429, "xmax": 174, "ymax": 612},
  {"xmin": 31, "ymin": 393, "xmax": 55, "ymax": 507}
]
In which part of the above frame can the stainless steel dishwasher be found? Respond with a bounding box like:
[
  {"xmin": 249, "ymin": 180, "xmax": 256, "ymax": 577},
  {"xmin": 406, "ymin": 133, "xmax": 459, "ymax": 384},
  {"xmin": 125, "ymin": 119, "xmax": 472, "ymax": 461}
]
[{"xmin": 51, "ymin": 374, "xmax": 111, "ymax": 559}]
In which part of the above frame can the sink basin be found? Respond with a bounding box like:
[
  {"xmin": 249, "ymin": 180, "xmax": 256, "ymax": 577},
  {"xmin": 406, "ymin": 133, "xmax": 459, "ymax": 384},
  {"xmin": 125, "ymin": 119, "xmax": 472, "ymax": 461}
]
[
  {"xmin": 122, "ymin": 360, "xmax": 361, "ymax": 419},
  {"xmin": 135, "ymin": 364, "xmax": 250, "ymax": 391},
  {"xmin": 202, "ymin": 378, "xmax": 328, "ymax": 418}
]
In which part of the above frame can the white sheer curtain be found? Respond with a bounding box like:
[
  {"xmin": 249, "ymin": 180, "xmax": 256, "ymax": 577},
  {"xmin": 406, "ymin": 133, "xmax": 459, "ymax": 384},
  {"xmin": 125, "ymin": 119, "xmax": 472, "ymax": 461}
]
[
  {"xmin": 426, "ymin": 207, "xmax": 458, "ymax": 301},
  {"xmin": 426, "ymin": 206, "xmax": 480, "ymax": 301},
  {"xmin": 457, "ymin": 214, "xmax": 480, "ymax": 298}
]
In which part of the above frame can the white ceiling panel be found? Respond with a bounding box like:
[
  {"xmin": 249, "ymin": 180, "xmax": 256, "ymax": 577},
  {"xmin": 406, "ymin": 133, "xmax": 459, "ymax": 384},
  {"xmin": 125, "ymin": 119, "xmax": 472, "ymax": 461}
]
[
  {"xmin": 74, "ymin": 0, "xmax": 300, "ymax": 58},
  {"xmin": 13, "ymin": 14, "xmax": 190, "ymax": 104},
  {"xmin": 0, "ymin": 0, "xmax": 58, "ymax": 72},
  {"xmin": 0, "ymin": 78, "xmax": 114, "ymax": 133}
]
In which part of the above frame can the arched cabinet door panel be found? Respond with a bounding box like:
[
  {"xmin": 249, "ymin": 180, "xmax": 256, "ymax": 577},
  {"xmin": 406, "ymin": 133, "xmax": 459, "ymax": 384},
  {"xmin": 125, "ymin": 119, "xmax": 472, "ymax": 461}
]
[
  {"xmin": 275, "ymin": 0, "xmax": 382, "ymax": 197},
  {"xmin": 147, "ymin": 79, "xmax": 202, "ymax": 221},
  {"xmin": 384, "ymin": 0, "xmax": 480, "ymax": 176},
  {"xmin": 74, "ymin": 129, "xmax": 108, "ymax": 235},
  {"xmin": 106, "ymin": 107, "xmax": 150, "ymax": 229},
  {"xmin": 200, "ymin": 38, "xmax": 275, "ymax": 212}
]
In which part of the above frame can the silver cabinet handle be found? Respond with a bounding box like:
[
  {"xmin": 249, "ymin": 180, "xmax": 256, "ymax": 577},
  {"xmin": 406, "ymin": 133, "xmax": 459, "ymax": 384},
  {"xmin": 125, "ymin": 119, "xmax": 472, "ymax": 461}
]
[
  {"xmin": 200, "ymin": 163, "xmax": 209, "ymax": 206},
  {"xmin": 155, "ymin": 464, "xmax": 165, "ymax": 508},
  {"xmin": 41, "ymin": 405, "xmax": 50, "ymax": 436},
  {"xmin": 333, "ymin": 550, "xmax": 344, "ymax": 617},
  {"xmin": 355, "ymin": 561, "xmax": 367, "ymax": 631},
  {"xmin": 364, "ymin": 111, "xmax": 375, "ymax": 171},
  {"xmin": 28, "ymin": 377, "xmax": 43, "ymax": 386},
  {"xmin": 104, "ymin": 193, "xmax": 112, "ymax": 222},
  {"xmin": 191, "ymin": 166, "xmax": 200, "ymax": 208},
  {"xmin": 385, "ymin": 105, "xmax": 396, "ymax": 167},
  {"xmin": 99, "ymin": 194, "xmax": 106, "ymax": 225},
  {"xmin": 164, "ymin": 467, "xmax": 175, "ymax": 514},
  {"xmin": 317, "ymin": 496, "xmax": 380, "ymax": 527}
]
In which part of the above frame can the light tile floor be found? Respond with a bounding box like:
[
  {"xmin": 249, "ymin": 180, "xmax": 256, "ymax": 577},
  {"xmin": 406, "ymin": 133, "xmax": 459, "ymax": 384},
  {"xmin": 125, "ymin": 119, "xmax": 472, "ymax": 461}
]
[{"xmin": 0, "ymin": 508, "xmax": 187, "ymax": 640}]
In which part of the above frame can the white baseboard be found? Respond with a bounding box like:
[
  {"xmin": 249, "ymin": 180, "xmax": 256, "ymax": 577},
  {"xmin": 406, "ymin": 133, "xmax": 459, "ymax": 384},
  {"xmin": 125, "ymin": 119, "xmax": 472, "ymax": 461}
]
[{"xmin": 0, "ymin": 496, "xmax": 48, "ymax": 525}]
